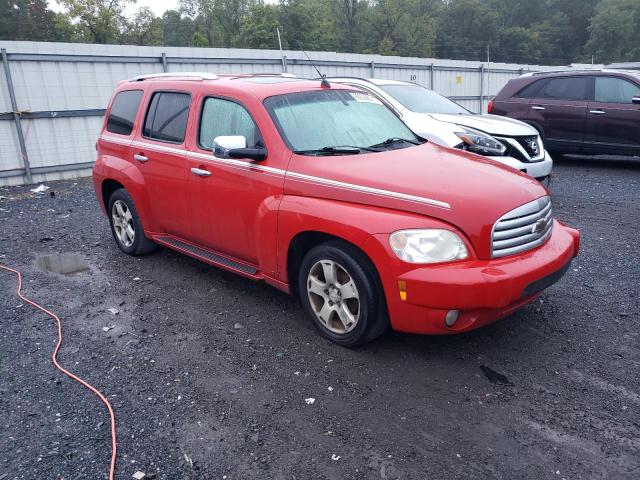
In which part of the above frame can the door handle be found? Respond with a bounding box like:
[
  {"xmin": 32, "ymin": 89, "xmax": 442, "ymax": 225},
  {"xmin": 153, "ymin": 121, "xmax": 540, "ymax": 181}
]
[
  {"xmin": 191, "ymin": 167, "xmax": 211, "ymax": 177},
  {"xmin": 133, "ymin": 153, "xmax": 148, "ymax": 163},
  {"xmin": 531, "ymin": 105, "xmax": 546, "ymax": 111},
  {"xmin": 589, "ymin": 109, "xmax": 606, "ymax": 115}
]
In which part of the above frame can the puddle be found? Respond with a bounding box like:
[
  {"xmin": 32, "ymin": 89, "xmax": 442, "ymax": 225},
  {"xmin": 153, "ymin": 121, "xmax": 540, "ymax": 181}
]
[{"xmin": 36, "ymin": 253, "xmax": 90, "ymax": 276}]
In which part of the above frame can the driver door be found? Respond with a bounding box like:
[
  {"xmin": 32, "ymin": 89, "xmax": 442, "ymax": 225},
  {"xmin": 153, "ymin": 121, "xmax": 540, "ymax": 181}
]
[{"xmin": 185, "ymin": 96, "xmax": 284, "ymax": 265}]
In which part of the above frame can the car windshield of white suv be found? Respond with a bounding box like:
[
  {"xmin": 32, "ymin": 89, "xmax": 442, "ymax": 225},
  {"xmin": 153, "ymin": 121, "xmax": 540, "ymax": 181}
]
[
  {"xmin": 264, "ymin": 89, "xmax": 422, "ymax": 155},
  {"xmin": 380, "ymin": 84, "xmax": 469, "ymax": 115}
]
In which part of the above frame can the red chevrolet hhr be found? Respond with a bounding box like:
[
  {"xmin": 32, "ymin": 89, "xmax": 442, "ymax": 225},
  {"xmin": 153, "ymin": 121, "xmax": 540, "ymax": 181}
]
[{"xmin": 93, "ymin": 72, "xmax": 580, "ymax": 347}]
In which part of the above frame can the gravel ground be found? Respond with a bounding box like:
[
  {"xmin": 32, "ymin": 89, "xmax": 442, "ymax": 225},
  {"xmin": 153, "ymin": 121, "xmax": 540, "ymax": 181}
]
[{"xmin": 1, "ymin": 156, "xmax": 639, "ymax": 480}]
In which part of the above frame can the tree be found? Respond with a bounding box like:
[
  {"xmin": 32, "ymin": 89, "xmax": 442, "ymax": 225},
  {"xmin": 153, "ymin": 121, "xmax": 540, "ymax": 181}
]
[
  {"xmin": 57, "ymin": 0, "xmax": 135, "ymax": 44},
  {"xmin": 123, "ymin": 7, "xmax": 163, "ymax": 45},
  {"xmin": 1, "ymin": 0, "xmax": 640, "ymax": 66},
  {"xmin": 239, "ymin": 2, "xmax": 281, "ymax": 49},
  {"xmin": 586, "ymin": 0, "xmax": 640, "ymax": 63},
  {"xmin": 161, "ymin": 9, "xmax": 197, "ymax": 46},
  {"xmin": 435, "ymin": 0, "xmax": 500, "ymax": 60},
  {"xmin": 0, "ymin": 0, "xmax": 57, "ymax": 41}
]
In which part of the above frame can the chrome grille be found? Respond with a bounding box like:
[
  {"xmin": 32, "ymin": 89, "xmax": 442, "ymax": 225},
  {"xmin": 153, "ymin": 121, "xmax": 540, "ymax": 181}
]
[
  {"xmin": 491, "ymin": 196, "xmax": 553, "ymax": 258},
  {"xmin": 516, "ymin": 135, "xmax": 541, "ymax": 158},
  {"xmin": 495, "ymin": 135, "xmax": 545, "ymax": 163}
]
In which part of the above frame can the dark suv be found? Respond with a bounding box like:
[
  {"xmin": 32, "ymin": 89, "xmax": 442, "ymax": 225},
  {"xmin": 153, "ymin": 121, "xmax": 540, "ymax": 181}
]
[{"xmin": 490, "ymin": 70, "xmax": 640, "ymax": 156}]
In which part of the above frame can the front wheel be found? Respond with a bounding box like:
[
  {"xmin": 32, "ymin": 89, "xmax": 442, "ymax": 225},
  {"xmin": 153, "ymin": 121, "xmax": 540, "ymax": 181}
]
[{"xmin": 298, "ymin": 241, "xmax": 389, "ymax": 347}]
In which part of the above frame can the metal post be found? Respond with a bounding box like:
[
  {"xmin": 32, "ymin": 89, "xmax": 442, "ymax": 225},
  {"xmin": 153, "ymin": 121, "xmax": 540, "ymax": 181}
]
[
  {"xmin": 277, "ymin": 27, "xmax": 286, "ymax": 73},
  {"xmin": 1, "ymin": 48, "xmax": 32, "ymax": 184},
  {"xmin": 479, "ymin": 64, "xmax": 485, "ymax": 113},
  {"xmin": 370, "ymin": 60, "xmax": 375, "ymax": 78},
  {"xmin": 429, "ymin": 63, "xmax": 434, "ymax": 89},
  {"xmin": 161, "ymin": 52, "xmax": 168, "ymax": 72}
]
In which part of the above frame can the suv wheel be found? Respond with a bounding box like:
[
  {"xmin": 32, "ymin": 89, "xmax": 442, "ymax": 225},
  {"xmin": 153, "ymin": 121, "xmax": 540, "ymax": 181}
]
[
  {"xmin": 108, "ymin": 189, "xmax": 156, "ymax": 255},
  {"xmin": 298, "ymin": 241, "xmax": 388, "ymax": 347}
]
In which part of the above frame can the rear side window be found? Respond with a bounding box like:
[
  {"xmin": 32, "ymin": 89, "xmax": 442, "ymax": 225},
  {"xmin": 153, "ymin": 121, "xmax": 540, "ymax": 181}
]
[
  {"xmin": 198, "ymin": 97, "xmax": 262, "ymax": 149},
  {"xmin": 513, "ymin": 80, "xmax": 546, "ymax": 99},
  {"xmin": 143, "ymin": 92, "xmax": 191, "ymax": 143},
  {"xmin": 542, "ymin": 77, "xmax": 589, "ymax": 101},
  {"xmin": 106, "ymin": 90, "xmax": 143, "ymax": 135},
  {"xmin": 594, "ymin": 77, "xmax": 640, "ymax": 104}
]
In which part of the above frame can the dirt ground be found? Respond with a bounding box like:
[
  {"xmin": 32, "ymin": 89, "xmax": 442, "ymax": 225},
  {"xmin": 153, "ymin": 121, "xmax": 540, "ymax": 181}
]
[{"xmin": 1, "ymin": 156, "xmax": 639, "ymax": 480}]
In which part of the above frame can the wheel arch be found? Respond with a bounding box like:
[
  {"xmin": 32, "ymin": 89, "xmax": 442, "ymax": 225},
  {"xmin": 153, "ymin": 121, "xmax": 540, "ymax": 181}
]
[
  {"xmin": 286, "ymin": 231, "xmax": 381, "ymax": 298},
  {"xmin": 276, "ymin": 196, "xmax": 438, "ymax": 294},
  {"xmin": 95, "ymin": 158, "xmax": 155, "ymax": 232},
  {"xmin": 102, "ymin": 179, "xmax": 126, "ymax": 212}
]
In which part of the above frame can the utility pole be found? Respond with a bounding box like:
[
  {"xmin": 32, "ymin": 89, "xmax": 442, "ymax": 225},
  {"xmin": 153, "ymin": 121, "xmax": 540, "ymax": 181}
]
[{"xmin": 485, "ymin": 43, "xmax": 491, "ymax": 113}]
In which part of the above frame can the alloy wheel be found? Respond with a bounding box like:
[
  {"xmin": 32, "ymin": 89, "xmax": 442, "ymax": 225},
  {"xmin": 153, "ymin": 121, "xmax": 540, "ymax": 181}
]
[
  {"xmin": 111, "ymin": 200, "xmax": 135, "ymax": 248},
  {"xmin": 306, "ymin": 259, "xmax": 360, "ymax": 334}
]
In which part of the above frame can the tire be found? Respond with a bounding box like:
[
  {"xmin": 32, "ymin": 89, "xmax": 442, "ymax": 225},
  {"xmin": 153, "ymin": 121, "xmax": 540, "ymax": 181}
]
[
  {"xmin": 107, "ymin": 188, "xmax": 157, "ymax": 256},
  {"xmin": 297, "ymin": 240, "xmax": 389, "ymax": 347}
]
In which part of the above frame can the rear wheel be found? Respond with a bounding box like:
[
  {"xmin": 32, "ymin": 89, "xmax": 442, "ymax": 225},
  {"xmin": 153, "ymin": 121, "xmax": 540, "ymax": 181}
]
[
  {"xmin": 298, "ymin": 241, "xmax": 389, "ymax": 347},
  {"xmin": 108, "ymin": 189, "xmax": 157, "ymax": 256}
]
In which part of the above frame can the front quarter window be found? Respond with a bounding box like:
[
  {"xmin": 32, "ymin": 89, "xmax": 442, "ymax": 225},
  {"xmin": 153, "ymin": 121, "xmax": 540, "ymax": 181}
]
[{"xmin": 264, "ymin": 89, "xmax": 421, "ymax": 154}]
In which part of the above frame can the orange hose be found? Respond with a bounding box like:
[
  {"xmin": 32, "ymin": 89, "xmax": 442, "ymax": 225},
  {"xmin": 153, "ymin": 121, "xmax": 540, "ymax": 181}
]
[{"xmin": 0, "ymin": 264, "xmax": 117, "ymax": 480}]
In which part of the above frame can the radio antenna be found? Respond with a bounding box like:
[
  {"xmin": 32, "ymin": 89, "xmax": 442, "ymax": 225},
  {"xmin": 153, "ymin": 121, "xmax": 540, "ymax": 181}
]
[{"xmin": 302, "ymin": 49, "xmax": 330, "ymax": 88}]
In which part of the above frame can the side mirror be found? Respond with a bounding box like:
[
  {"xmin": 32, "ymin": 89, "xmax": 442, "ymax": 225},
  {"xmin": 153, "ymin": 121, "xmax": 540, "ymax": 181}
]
[
  {"xmin": 632, "ymin": 96, "xmax": 640, "ymax": 105},
  {"xmin": 212, "ymin": 135, "xmax": 267, "ymax": 161}
]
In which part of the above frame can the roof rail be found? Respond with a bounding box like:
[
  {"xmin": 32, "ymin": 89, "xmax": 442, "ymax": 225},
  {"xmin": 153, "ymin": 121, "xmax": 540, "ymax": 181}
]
[
  {"xmin": 219, "ymin": 72, "xmax": 298, "ymax": 79},
  {"xmin": 523, "ymin": 68, "xmax": 606, "ymax": 77},
  {"xmin": 131, "ymin": 72, "xmax": 219, "ymax": 82}
]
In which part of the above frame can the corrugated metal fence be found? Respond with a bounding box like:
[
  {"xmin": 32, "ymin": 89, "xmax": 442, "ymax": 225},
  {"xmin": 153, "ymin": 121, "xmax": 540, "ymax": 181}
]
[{"xmin": 0, "ymin": 41, "xmax": 597, "ymax": 186}]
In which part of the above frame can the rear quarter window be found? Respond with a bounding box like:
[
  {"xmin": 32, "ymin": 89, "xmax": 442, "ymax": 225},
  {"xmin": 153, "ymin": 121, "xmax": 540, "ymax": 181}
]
[
  {"xmin": 513, "ymin": 79, "xmax": 547, "ymax": 99},
  {"xmin": 106, "ymin": 90, "xmax": 143, "ymax": 135}
]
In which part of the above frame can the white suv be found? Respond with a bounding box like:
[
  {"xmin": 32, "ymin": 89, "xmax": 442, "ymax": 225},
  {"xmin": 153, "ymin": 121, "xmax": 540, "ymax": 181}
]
[{"xmin": 329, "ymin": 77, "xmax": 553, "ymax": 183}]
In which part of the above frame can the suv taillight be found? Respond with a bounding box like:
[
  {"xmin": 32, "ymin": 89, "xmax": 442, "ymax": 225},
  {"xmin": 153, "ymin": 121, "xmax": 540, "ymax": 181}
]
[{"xmin": 487, "ymin": 99, "xmax": 494, "ymax": 114}]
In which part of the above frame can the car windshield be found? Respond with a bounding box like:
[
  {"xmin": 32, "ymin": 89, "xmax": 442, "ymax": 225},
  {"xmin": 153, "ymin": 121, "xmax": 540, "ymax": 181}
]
[
  {"xmin": 263, "ymin": 89, "xmax": 421, "ymax": 154},
  {"xmin": 380, "ymin": 84, "xmax": 469, "ymax": 115}
]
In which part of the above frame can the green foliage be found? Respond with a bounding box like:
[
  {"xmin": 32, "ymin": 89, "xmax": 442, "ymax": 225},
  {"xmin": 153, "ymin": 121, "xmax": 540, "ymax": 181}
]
[
  {"xmin": 0, "ymin": 0, "xmax": 57, "ymax": 41},
  {"xmin": 586, "ymin": 0, "xmax": 640, "ymax": 63},
  {"xmin": 0, "ymin": 0, "xmax": 638, "ymax": 65},
  {"xmin": 57, "ymin": 0, "xmax": 136, "ymax": 43}
]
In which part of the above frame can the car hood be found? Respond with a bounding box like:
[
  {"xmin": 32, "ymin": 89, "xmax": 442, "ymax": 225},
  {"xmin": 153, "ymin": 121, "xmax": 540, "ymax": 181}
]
[
  {"xmin": 429, "ymin": 113, "xmax": 537, "ymax": 136},
  {"xmin": 285, "ymin": 142, "xmax": 548, "ymax": 259}
]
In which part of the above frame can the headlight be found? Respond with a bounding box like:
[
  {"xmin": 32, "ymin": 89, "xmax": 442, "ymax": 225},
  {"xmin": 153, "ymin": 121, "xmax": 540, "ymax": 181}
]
[
  {"xmin": 389, "ymin": 229, "xmax": 469, "ymax": 264},
  {"xmin": 454, "ymin": 126, "xmax": 507, "ymax": 156}
]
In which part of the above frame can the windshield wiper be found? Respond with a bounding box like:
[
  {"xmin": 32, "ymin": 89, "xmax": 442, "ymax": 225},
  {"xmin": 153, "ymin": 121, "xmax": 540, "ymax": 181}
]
[
  {"xmin": 294, "ymin": 145, "xmax": 380, "ymax": 156},
  {"xmin": 368, "ymin": 137, "xmax": 421, "ymax": 149}
]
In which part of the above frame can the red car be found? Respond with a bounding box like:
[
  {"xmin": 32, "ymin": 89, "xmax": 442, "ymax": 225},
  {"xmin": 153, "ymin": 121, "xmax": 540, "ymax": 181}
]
[{"xmin": 93, "ymin": 72, "xmax": 580, "ymax": 347}]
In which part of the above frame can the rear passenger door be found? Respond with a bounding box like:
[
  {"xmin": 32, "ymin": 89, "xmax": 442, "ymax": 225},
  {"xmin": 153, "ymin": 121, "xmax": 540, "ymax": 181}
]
[
  {"xmin": 585, "ymin": 76, "xmax": 640, "ymax": 155},
  {"xmin": 132, "ymin": 91, "xmax": 191, "ymax": 236},
  {"xmin": 527, "ymin": 76, "xmax": 590, "ymax": 153}
]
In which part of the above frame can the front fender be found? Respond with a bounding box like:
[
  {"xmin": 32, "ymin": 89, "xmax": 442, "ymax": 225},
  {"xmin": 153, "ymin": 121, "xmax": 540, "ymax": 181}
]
[{"xmin": 276, "ymin": 195, "xmax": 466, "ymax": 284}]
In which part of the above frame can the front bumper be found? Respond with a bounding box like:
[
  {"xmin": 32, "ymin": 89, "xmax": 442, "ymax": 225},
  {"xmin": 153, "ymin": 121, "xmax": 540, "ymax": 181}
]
[
  {"xmin": 366, "ymin": 221, "xmax": 579, "ymax": 334},
  {"xmin": 488, "ymin": 149, "xmax": 553, "ymax": 181}
]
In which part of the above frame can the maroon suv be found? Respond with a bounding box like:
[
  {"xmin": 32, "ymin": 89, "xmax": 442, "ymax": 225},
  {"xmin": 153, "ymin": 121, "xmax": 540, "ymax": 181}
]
[{"xmin": 490, "ymin": 70, "xmax": 640, "ymax": 156}]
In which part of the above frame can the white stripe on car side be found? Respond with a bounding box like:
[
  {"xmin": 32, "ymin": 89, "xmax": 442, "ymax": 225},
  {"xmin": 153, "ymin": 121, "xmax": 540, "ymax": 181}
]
[{"xmin": 99, "ymin": 135, "xmax": 451, "ymax": 210}]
